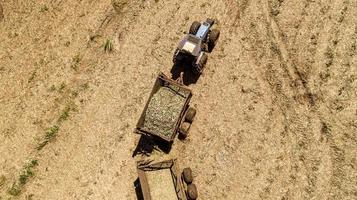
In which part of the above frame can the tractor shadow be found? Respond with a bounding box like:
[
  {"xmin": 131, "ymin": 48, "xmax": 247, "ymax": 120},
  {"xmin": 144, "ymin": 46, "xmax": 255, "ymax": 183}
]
[
  {"xmin": 170, "ymin": 63, "xmax": 201, "ymax": 86},
  {"xmin": 132, "ymin": 135, "xmax": 172, "ymax": 157}
]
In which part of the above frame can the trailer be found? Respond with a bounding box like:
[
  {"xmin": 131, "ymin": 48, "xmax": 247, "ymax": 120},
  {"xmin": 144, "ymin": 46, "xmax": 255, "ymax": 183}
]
[
  {"xmin": 136, "ymin": 73, "xmax": 197, "ymax": 143},
  {"xmin": 137, "ymin": 159, "xmax": 198, "ymax": 200}
]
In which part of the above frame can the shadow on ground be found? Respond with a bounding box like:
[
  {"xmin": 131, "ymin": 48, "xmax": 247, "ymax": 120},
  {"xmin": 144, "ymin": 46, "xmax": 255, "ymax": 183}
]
[
  {"xmin": 134, "ymin": 178, "xmax": 144, "ymax": 200},
  {"xmin": 170, "ymin": 63, "xmax": 201, "ymax": 86},
  {"xmin": 132, "ymin": 135, "xmax": 172, "ymax": 157}
]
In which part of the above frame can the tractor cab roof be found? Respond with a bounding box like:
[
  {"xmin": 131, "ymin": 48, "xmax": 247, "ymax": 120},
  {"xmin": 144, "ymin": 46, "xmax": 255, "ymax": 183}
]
[{"xmin": 178, "ymin": 34, "xmax": 202, "ymax": 56}]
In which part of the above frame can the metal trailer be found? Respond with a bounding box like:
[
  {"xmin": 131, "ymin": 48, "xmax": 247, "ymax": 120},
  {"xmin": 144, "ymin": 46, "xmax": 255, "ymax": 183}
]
[
  {"xmin": 137, "ymin": 159, "xmax": 198, "ymax": 200},
  {"xmin": 136, "ymin": 73, "xmax": 196, "ymax": 143}
]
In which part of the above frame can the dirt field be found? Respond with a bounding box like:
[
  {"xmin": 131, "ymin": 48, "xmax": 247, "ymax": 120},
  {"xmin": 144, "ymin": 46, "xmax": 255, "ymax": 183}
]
[{"xmin": 0, "ymin": 0, "xmax": 356, "ymax": 199}]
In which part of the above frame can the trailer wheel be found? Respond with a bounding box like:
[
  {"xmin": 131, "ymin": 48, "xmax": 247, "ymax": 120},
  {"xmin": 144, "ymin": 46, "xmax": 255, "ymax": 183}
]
[
  {"xmin": 179, "ymin": 122, "xmax": 190, "ymax": 139},
  {"xmin": 189, "ymin": 21, "xmax": 201, "ymax": 35},
  {"xmin": 208, "ymin": 29, "xmax": 220, "ymax": 52},
  {"xmin": 182, "ymin": 168, "xmax": 193, "ymax": 184},
  {"xmin": 185, "ymin": 107, "xmax": 196, "ymax": 123},
  {"xmin": 187, "ymin": 184, "xmax": 198, "ymax": 200}
]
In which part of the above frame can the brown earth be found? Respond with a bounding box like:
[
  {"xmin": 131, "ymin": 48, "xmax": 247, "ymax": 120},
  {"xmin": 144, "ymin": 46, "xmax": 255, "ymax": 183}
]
[{"xmin": 0, "ymin": 0, "xmax": 356, "ymax": 199}]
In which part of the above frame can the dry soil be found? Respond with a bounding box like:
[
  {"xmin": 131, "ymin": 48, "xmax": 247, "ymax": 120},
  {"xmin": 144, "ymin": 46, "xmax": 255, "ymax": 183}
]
[{"xmin": 0, "ymin": 0, "xmax": 356, "ymax": 199}]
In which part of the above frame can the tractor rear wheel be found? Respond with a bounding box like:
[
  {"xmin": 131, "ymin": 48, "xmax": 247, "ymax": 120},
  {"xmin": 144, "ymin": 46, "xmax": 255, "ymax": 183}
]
[
  {"xmin": 173, "ymin": 49, "xmax": 182, "ymax": 64},
  {"xmin": 187, "ymin": 184, "xmax": 198, "ymax": 200},
  {"xmin": 208, "ymin": 29, "xmax": 220, "ymax": 52},
  {"xmin": 199, "ymin": 53, "xmax": 208, "ymax": 67},
  {"xmin": 189, "ymin": 21, "xmax": 201, "ymax": 35},
  {"xmin": 194, "ymin": 53, "xmax": 207, "ymax": 74},
  {"xmin": 183, "ymin": 168, "xmax": 193, "ymax": 184}
]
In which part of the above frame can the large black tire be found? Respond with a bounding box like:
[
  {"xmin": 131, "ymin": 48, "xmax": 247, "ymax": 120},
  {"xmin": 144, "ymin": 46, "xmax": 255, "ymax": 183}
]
[
  {"xmin": 185, "ymin": 107, "xmax": 196, "ymax": 123},
  {"xmin": 200, "ymin": 53, "xmax": 208, "ymax": 65},
  {"xmin": 199, "ymin": 53, "xmax": 208, "ymax": 68},
  {"xmin": 173, "ymin": 49, "xmax": 182, "ymax": 64},
  {"xmin": 194, "ymin": 53, "xmax": 208, "ymax": 74},
  {"xmin": 182, "ymin": 168, "xmax": 193, "ymax": 184},
  {"xmin": 208, "ymin": 29, "xmax": 220, "ymax": 52},
  {"xmin": 179, "ymin": 122, "xmax": 190, "ymax": 139},
  {"xmin": 187, "ymin": 184, "xmax": 198, "ymax": 200},
  {"xmin": 189, "ymin": 21, "xmax": 201, "ymax": 35}
]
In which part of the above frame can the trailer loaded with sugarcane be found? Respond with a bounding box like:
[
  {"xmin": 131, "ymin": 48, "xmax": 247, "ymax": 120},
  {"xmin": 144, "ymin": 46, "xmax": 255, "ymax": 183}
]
[{"xmin": 136, "ymin": 73, "xmax": 197, "ymax": 143}]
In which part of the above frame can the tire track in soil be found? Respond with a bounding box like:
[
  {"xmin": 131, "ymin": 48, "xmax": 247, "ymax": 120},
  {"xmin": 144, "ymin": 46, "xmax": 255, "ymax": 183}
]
[
  {"xmin": 312, "ymin": 1, "xmax": 357, "ymax": 198},
  {"xmin": 221, "ymin": 2, "xmax": 300, "ymax": 197},
  {"xmin": 317, "ymin": 0, "xmax": 349, "ymax": 84},
  {"xmin": 290, "ymin": 0, "xmax": 315, "ymax": 48},
  {"xmin": 283, "ymin": 0, "xmax": 322, "ymax": 96},
  {"xmin": 224, "ymin": 0, "xmax": 251, "ymax": 27},
  {"xmin": 260, "ymin": 0, "xmax": 330, "ymax": 198},
  {"xmin": 229, "ymin": 1, "xmax": 301, "ymax": 198},
  {"xmin": 263, "ymin": 0, "xmax": 315, "ymax": 106},
  {"xmin": 261, "ymin": 0, "xmax": 356, "ymax": 199}
]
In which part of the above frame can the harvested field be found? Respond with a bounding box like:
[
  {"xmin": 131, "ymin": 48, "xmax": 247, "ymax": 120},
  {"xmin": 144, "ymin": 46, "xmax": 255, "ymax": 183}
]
[{"xmin": 0, "ymin": 0, "xmax": 356, "ymax": 199}]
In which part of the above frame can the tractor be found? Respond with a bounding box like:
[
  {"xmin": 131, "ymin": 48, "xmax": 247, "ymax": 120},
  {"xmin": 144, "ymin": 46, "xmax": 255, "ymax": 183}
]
[{"xmin": 173, "ymin": 18, "xmax": 220, "ymax": 74}]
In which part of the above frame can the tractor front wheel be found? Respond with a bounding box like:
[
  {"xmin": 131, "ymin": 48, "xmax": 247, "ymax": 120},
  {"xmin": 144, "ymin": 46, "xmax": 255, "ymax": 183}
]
[{"xmin": 189, "ymin": 21, "xmax": 201, "ymax": 35}]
